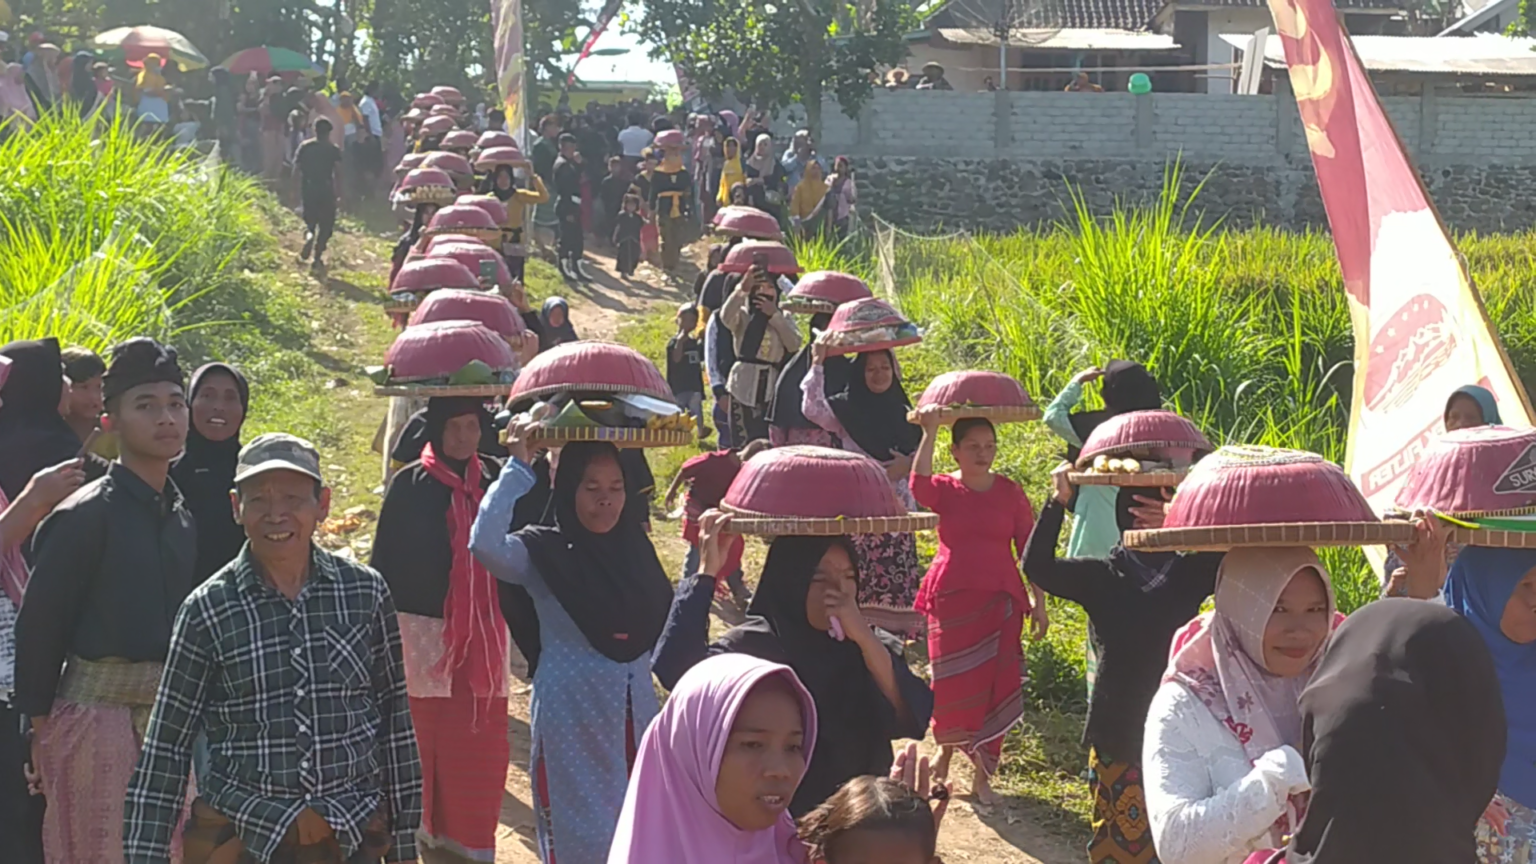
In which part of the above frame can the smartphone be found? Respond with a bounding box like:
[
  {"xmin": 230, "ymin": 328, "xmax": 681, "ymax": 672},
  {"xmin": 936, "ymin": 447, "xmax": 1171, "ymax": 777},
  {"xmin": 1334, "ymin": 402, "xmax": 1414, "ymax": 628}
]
[{"xmin": 478, "ymin": 258, "xmax": 499, "ymax": 285}]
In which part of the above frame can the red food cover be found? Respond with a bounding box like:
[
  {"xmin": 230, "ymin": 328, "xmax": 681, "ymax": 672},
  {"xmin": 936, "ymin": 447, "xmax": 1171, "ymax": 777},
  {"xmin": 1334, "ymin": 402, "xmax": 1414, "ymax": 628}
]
[
  {"xmin": 1077, "ymin": 410, "xmax": 1213, "ymax": 467},
  {"xmin": 428, "ymin": 103, "xmax": 458, "ymax": 117},
  {"xmin": 386, "ymin": 320, "xmax": 517, "ymax": 380},
  {"xmin": 442, "ymin": 129, "xmax": 478, "ymax": 150},
  {"xmin": 395, "ymin": 168, "xmax": 455, "ymax": 196},
  {"xmin": 422, "ymin": 151, "xmax": 472, "ymax": 177},
  {"xmin": 455, "ymin": 194, "xmax": 509, "ymax": 226},
  {"xmin": 509, "ymin": 341, "xmax": 672, "ymax": 403},
  {"xmin": 1161, "ymin": 446, "xmax": 1378, "ymax": 529},
  {"xmin": 917, "ymin": 371, "xmax": 1031, "ymax": 410},
  {"xmin": 431, "ymin": 85, "xmax": 465, "ymax": 105},
  {"xmin": 408, "ymin": 290, "xmax": 524, "ymax": 338},
  {"xmin": 712, "ymin": 206, "xmax": 782, "ymax": 240},
  {"xmin": 827, "ymin": 297, "xmax": 905, "ymax": 333},
  {"xmin": 420, "ymin": 115, "xmax": 455, "ymax": 135},
  {"xmin": 654, "ymin": 129, "xmax": 685, "ymax": 149},
  {"xmin": 390, "ymin": 258, "xmax": 481, "ymax": 294},
  {"xmin": 724, "ymin": 446, "xmax": 905, "ymax": 519},
  {"xmin": 412, "ymin": 92, "xmax": 444, "ymax": 109},
  {"xmin": 720, "ymin": 240, "xmax": 801, "ymax": 275},
  {"xmin": 1395, "ymin": 425, "xmax": 1536, "ymax": 514},
  {"xmin": 427, "ymin": 205, "xmax": 499, "ymax": 234},
  {"xmin": 475, "ymin": 145, "xmax": 524, "ymax": 170},
  {"xmin": 394, "ymin": 152, "xmax": 426, "ymax": 176},
  {"xmin": 426, "ymin": 242, "xmax": 512, "ymax": 287},
  {"xmin": 477, "ymin": 131, "xmax": 517, "ymax": 151},
  {"xmin": 786, "ymin": 271, "xmax": 871, "ymax": 308},
  {"xmin": 423, "ymin": 234, "xmax": 490, "ymax": 251}
]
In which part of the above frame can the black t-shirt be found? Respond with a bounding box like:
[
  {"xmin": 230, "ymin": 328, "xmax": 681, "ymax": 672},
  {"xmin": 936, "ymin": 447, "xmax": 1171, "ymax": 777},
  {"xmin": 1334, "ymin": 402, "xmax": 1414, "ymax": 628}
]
[
  {"xmin": 614, "ymin": 210, "xmax": 644, "ymax": 243},
  {"xmin": 295, "ymin": 139, "xmax": 341, "ymax": 202},
  {"xmin": 667, "ymin": 333, "xmax": 704, "ymax": 394}
]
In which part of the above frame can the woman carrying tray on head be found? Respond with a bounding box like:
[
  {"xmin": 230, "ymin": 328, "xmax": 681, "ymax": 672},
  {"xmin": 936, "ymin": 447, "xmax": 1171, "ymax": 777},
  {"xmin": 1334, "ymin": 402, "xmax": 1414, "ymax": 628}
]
[
  {"xmin": 803, "ymin": 345, "xmax": 925, "ymax": 636},
  {"xmin": 469, "ymin": 422, "xmax": 674, "ymax": 864},
  {"xmin": 909, "ymin": 406, "xmax": 1045, "ymax": 804},
  {"xmin": 370, "ymin": 397, "xmax": 510, "ymax": 864},
  {"xmin": 651, "ymin": 511, "xmax": 933, "ymax": 817}
]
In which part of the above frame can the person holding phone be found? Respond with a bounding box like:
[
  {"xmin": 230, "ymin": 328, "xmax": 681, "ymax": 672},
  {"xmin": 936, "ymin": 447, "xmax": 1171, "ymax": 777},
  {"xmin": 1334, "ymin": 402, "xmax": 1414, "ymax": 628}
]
[{"xmin": 719, "ymin": 263, "xmax": 800, "ymax": 444}]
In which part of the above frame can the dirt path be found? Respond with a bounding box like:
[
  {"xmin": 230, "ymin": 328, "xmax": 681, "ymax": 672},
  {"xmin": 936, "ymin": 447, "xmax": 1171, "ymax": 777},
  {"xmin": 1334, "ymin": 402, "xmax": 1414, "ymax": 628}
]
[{"xmin": 280, "ymin": 219, "xmax": 1078, "ymax": 864}]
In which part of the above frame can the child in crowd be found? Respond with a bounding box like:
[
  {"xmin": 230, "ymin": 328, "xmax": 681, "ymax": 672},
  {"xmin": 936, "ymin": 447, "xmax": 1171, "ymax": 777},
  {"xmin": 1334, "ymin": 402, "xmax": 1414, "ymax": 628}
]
[
  {"xmin": 613, "ymin": 194, "xmax": 645, "ymax": 279},
  {"xmin": 600, "ymin": 155, "xmax": 630, "ymax": 244},
  {"xmin": 666, "ymin": 302, "xmax": 710, "ymax": 439},
  {"xmin": 629, "ymin": 147, "xmax": 661, "ymax": 265},
  {"xmin": 661, "ymin": 439, "xmax": 770, "ymax": 623},
  {"xmin": 800, "ymin": 772, "xmax": 945, "ymax": 864}
]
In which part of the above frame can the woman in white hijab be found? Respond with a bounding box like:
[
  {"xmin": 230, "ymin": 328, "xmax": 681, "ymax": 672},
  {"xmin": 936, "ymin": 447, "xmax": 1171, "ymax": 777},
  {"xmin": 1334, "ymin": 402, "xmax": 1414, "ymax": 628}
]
[{"xmin": 1142, "ymin": 547, "xmax": 1341, "ymax": 864}]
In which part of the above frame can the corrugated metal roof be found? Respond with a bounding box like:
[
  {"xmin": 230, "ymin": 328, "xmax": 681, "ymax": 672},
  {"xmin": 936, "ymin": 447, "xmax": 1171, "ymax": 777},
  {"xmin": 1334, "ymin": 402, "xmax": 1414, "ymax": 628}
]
[
  {"xmin": 938, "ymin": 26, "xmax": 1180, "ymax": 50},
  {"xmin": 1219, "ymin": 32, "xmax": 1536, "ymax": 75},
  {"xmin": 926, "ymin": 0, "xmax": 1165, "ymax": 32}
]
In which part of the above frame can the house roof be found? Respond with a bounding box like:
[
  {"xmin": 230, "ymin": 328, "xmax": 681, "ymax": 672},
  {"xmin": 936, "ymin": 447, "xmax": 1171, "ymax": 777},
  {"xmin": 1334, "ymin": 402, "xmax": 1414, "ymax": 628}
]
[
  {"xmin": 936, "ymin": 26, "xmax": 1180, "ymax": 50},
  {"xmin": 1164, "ymin": 0, "xmax": 1399, "ymax": 10},
  {"xmin": 1438, "ymin": 0, "xmax": 1518, "ymax": 35},
  {"xmin": 1220, "ymin": 32, "xmax": 1536, "ymax": 75},
  {"xmin": 925, "ymin": 0, "xmax": 1165, "ymax": 32}
]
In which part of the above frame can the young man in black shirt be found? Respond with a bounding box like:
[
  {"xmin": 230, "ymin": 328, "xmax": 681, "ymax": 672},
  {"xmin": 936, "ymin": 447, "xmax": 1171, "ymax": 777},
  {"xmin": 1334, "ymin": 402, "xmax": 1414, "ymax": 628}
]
[
  {"xmin": 294, "ymin": 117, "xmax": 342, "ymax": 272},
  {"xmin": 552, "ymin": 132, "xmax": 589, "ymax": 283},
  {"xmin": 666, "ymin": 302, "xmax": 710, "ymax": 440}
]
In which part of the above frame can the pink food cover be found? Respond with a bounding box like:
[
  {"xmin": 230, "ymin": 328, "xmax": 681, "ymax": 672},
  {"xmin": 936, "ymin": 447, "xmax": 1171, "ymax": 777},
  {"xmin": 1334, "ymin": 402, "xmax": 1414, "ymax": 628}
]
[
  {"xmin": 394, "ymin": 153, "xmax": 426, "ymax": 175},
  {"xmin": 1395, "ymin": 425, "xmax": 1536, "ymax": 513},
  {"xmin": 827, "ymin": 297, "xmax": 906, "ymax": 333},
  {"xmin": 390, "ymin": 258, "xmax": 480, "ymax": 294},
  {"xmin": 1161, "ymin": 446, "xmax": 1378, "ymax": 529},
  {"xmin": 431, "ymin": 85, "xmax": 464, "ymax": 104},
  {"xmin": 423, "ymin": 234, "xmax": 488, "ymax": 252},
  {"xmin": 408, "ymin": 290, "xmax": 524, "ymax": 338},
  {"xmin": 654, "ymin": 129, "xmax": 685, "ymax": 149},
  {"xmin": 508, "ymin": 341, "xmax": 673, "ymax": 403},
  {"xmin": 477, "ymin": 131, "xmax": 516, "ymax": 150},
  {"xmin": 475, "ymin": 145, "xmax": 524, "ymax": 169},
  {"xmin": 386, "ymin": 320, "xmax": 517, "ymax": 379},
  {"xmin": 721, "ymin": 240, "xmax": 801, "ymax": 275},
  {"xmin": 442, "ymin": 129, "xmax": 478, "ymax": 149},
  {"xmin": 397, "ymin": 168, "xmax": 454, "ymax": 192},
  {"xmin": 724, "ymin": 446, "xmax": 905, "ymax": 519},
  {"xmin": 917, "ymin": 371, "xmax": 1031, "ymax": 410},
  {"xmin": 427, "ymin": 205, "xmax": 498, "ymax": 233},
  {"xmin": 787, "ymin": 271, "xmax": 872, "ymax": 308},
  {"xmin": 423, "ymin": 151, "xmax": 472, "ymax": 176},
  {"xmin": 420, "ymin": 115, "xmax": 455, "ymax": 135},
  {"xmin": 1078, "ymin": 410, "xmax": 1213, "ymax": 466},
  {"xmin": 426, "ymin": 243, "xmax": 511, "ymax": 286},
  {"xmin": 428, "ymin": 103, "xmax": 458, "ymax": 117},
  {"xmin": 712, "ymin": 206, "xmax": 783, "ymax": 240},
  {"xmin": 412, "ymin": 93, "xmax": 444, "ymax": 109},
  {"xmin": 455, "ymin": 194, "xmax": 509, "ymax": 226}
]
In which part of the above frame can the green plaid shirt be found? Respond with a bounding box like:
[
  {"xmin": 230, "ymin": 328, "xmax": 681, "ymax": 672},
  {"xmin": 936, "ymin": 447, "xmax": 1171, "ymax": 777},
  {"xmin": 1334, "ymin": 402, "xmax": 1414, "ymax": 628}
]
[{"xmin": 123, "ymin": 544, "xmax": 422, "ymax": 863}]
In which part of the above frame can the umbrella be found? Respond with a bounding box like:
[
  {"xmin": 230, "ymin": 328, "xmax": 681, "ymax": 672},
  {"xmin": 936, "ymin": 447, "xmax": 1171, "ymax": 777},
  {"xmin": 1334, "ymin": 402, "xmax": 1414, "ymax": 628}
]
[
  {"xmin": 92, "ymin": 25, "xmax": 208, "ymax": 71},
  {"xmin": 220, "ymin": 46, "xmax": 323, "ymax": 79}
]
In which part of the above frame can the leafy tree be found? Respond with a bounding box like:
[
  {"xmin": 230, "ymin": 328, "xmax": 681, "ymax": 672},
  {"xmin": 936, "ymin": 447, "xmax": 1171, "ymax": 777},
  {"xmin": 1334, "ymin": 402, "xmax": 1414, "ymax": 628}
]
[{"xmin": 633, "ymin": 0, "xmax": 916, "ymax": 134}]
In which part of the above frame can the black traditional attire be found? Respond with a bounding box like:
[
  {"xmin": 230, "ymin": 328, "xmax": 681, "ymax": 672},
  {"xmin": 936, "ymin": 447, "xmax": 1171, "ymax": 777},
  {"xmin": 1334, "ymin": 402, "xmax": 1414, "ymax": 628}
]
[
  {"xmin": 767, "ymin": 313, "xmax": 846, "ymax": 448},
  {"xmin": 0, "ymin": 339, "xmax": 82, "ymax": 499},
  {"xmin": 653, "ymin": 535, "xmax": 934, "ymax": 817},
  {"xmin": 170, "ymin": 363, "xmax": 250, "ymax": 583},
  {"xmin": 537, "ymin": 297, "xmax": 579, "ymax": 353},
  {"xmin": 552, "ymin": 154, "xmax": 584, "ymax": 276}
]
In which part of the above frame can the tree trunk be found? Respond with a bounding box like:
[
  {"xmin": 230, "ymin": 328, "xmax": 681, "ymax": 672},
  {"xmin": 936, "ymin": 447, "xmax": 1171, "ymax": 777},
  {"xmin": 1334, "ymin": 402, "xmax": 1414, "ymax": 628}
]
[{"xmin": 800, "ymin": 13, "xmax": 826, "ymax": 137}]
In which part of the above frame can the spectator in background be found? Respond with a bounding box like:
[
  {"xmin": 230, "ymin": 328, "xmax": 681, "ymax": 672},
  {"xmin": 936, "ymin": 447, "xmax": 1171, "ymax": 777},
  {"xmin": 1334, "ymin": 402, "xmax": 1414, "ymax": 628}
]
[
  {"xmin": 780, "ymin": 129, "xmax": 825, "ymax": 205},
  {"xmin": 1066, "ymin": 71, "xmax": 1105, "ymax": 92},
  {"xmin": 237, "ymin": 72, "xmax": 262, "ymax": 174},
  {"xmin": 599, "ymin": 155, "xmax": 629, "ymax": 244},
  {"xmin": 91, "ymin": 63, "xmax": 116, "ymax": 118},
  {"xmin": 22, "ymin": 42, "xmax": 59, "ymax": 113},
  {"xmin": 822, "ymin": 155, "xmax": 858, "ymax": 240},
  {"xmin": 984, "ymin": 75, "xmax": 999, "ymax": 91},
  {"xmin": 59, "ymin": 346, "xmax": 105, "ymax": 448},
  {"xmin": 531, "ymin": 113, "xmax": 562, "ymax": 185},
  {"xmin": 295, "ymin": 117, "xmax": 342, "ymax": 271},
  {"xmin": 259, "ymin": 76, "xmax": 286, "ymax": 180},
  {"xmin": 0, "ymin": 339, "xmax": 82, "ymax": 499},
  {"xmin": 132, "ymin": 52, "xmax": 171, "ymax": 125},
  {"xmin": 1, "ymin": 62, "xmax": 37, "ymax": 127},
  {"xmin": 358, "ymin": 82, "xmax": 384, "ymax": 191},
  {"xmin": 915, "ymin": 61, "xmax": 953, "ymax": 91},
  {"xmin": 617, "ymin": 111, "xmax": 653, "ymax": 173},
  {"xmin": 209, "ymin": 67, "xmax": 237, "ymax": 158}
]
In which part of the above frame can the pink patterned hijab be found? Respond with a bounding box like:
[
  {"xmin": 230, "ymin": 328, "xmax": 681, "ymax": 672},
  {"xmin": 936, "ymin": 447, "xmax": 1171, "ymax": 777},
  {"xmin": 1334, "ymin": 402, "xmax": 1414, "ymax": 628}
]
[
  {"xmin": 607, "ymin": 654, "xmax": 815, "ymax": 864},
  {"xmin": 1165, "ymin": 546, "xmax": 1341, "ymax": 845}
]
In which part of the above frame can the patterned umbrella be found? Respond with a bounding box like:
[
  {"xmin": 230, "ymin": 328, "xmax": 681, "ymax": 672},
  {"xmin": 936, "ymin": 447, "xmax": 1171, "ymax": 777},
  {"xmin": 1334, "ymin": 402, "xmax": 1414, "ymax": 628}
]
[
  {"xmin": 91, "ymin": 25, "xmax": 208, "ymax": 71},
  {"xmin": 219, "ymin": 46, "xmax": 324, "ymax": 79}
]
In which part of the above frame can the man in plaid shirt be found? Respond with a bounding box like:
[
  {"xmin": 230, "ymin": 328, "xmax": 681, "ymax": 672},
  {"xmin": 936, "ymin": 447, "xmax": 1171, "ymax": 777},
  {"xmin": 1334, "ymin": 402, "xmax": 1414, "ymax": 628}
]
[{"xmin": 124, "ymin": 433, "xmax": 423, "ymax": 864}]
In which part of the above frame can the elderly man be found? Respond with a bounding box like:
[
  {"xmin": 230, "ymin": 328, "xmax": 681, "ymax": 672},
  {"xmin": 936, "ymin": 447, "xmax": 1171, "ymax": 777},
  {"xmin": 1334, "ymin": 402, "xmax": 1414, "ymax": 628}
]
[{"xmin": 124, "ymin": 433, "xmax": 422, "ymax": 864}]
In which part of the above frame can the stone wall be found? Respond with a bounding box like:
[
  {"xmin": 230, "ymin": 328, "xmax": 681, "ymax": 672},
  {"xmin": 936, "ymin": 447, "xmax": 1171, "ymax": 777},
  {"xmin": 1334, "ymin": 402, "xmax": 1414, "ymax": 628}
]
[{"xmin": 808, "ymin": 88, "xmax": 1536, "ymax": 233}]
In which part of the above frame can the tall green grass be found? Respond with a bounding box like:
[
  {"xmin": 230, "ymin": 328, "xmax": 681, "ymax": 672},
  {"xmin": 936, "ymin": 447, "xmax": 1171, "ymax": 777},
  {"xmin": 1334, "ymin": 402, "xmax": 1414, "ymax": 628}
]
[{"xmin": 0, "ymin": 110, "xmax": 278, "ymax": 352}]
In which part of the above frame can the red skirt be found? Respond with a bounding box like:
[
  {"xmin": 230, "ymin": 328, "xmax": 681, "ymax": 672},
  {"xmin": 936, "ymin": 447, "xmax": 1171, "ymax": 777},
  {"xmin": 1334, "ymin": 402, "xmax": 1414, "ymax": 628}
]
[
  {"xmin": 411, "ymin": 690, "xmax": 510, "ymax": 860},
  {"xmin": 924, "ymin": 590, "xmax": 1026, "ymax": 777}
]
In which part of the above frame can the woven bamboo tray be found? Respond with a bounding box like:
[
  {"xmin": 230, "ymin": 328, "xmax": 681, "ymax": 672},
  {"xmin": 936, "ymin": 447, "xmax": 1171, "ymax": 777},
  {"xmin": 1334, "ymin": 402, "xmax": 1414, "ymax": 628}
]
[
  {"xmin": 1067, "ymin": 470, "xmax": 1187, "ymax": 487},
  {"xmin": 526, "ymin": 425, "xmax": 694, "ymax": 448},
  {"xmin": 782, "ymin": 298, "xmax": 839, "ymax": 315},
  {"xmin": 383, "ymin": 299, "xmax": 420, "ymax": 315},
  {"xmin": 720, "ymin": 504, "xmax": 938, "ymax": 537},
  {"xmin": 1123, "ymin": 520, "xmax": 1416, "ymax": 552},
  {"xmin": 372, "ymin": 383, "xmax": 507, "ymax": 398},
  {"xmin": 906, "ymin": 404, "xmax": 1042, "ymax": 424},
  {"xmin": 1446, "ymin": 528, "xmax": 1536, "ymax": 548}
]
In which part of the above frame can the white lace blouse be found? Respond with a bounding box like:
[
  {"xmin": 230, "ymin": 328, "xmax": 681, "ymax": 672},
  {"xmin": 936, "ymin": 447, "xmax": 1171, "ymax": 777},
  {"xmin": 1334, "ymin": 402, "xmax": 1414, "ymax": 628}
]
[{"xmin": 1142, "ymin": 679, "xmax": 1311, "ymax": 864}]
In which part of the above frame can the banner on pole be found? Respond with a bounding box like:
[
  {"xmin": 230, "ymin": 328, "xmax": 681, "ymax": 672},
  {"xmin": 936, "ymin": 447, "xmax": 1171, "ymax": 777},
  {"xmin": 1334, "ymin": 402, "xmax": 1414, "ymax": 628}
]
[
  {"xmin": 1264, "ymin": 0, "xmax": 1534, "ymax": 542},
  {"xmin": 492, "ymin": 0, "xmax": 525, "ymax": 142},
  {"xmin": 565, "ymin": 0, "xmax": 625, "ymax": 88}
]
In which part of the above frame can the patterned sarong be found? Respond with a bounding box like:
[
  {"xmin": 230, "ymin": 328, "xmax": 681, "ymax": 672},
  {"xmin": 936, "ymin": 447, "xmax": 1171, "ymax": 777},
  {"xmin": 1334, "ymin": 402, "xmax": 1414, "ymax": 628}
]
[
  {"xmin": 1088, "ymin": 747, "xmax": 1159, "ymax": 864},
  {"xmin": 925, "ymin": 590, "xmax": 1025, "ymax": 778}
]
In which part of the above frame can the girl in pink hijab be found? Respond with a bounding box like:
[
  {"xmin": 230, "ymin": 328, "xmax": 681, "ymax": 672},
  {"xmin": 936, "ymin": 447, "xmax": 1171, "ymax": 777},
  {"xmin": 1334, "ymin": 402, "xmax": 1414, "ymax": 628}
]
[
  {"xmin": 608, "ymin": 653, "xmax": 816, "ymax": 864},
  {"xmin": 1, "ymin": 63, "xmax": 37, "ymax": 124}
]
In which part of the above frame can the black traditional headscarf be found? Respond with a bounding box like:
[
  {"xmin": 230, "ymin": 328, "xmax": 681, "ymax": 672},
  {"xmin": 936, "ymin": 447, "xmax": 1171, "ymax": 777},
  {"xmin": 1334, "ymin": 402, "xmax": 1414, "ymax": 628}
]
[
  {"xmin": 1286, "ymin": 599, "xmax": 1504, "ymax": 864},
  {"xmin": 171, "ymin": 363, "xmax": 251, "ymax": 581},
  {"xmin": 538, "ymin": 297, "xmax": 579, "ymax": 352},
  {"xmin": 827, "ymin": 350, "xmax": 921, "ymax": 461},
  {"xmin": 509, "ymin": 442, "xmax": 672, "ymax": 669},
  {"xmin": 102, "ymin": 337, "xmax": 184, "ymax": 404},
  {"xmin": 1067, "ymin": 359, "xmax": 1161, "ymax": 453},
  {"xmin": 770, "ymin": 313, "xmax": 847, "ymax": 430},
  {"xmin": 0, "ymin": 338, "xmax": 81, "ymax": 498},
  {"xmin": 481, "ymin": 165, "xmax": 518, "ymax": 203},
  {"xmin": 69, "ymin": 51, "xmax": 95, "ymax": 113},
  {"xmin": 391, "ymin": 397, "xmax": 504, "ymax": 464},
  {"xmin": 717, "ymin": 535, "xmax": 899, "ymax": 816}
]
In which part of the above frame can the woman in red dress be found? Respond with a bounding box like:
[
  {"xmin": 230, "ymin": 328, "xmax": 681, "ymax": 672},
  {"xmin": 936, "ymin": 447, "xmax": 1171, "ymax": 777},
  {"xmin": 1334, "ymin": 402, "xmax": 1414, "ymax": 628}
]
[{"xmin": 911, "ymin": 407, "xmax": 1048, "ymax": 802}]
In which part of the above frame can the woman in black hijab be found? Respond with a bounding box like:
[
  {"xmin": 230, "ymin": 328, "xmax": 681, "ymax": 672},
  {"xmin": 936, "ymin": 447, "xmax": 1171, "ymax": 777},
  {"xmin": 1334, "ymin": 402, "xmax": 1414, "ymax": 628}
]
[
  {"xmin": 171, "ymin": 363, "xmax": 250, "ymax": 581},
  {"xmin": 390, "ymin": 401, "xmax": 504, "ymax": 466},
  {"xmin": 469, "ymin": 436, "xmax": 674, "ymax": 862},
  {"xmin": 653, "ymin": 524, "xmax": 934, "ymax": 816},
  {"xmin": 68, "ymin": 51, "xmax": 96, "ymax": 117},
  {"xmin": 1271, "ymin": 599, "xmax": 1505, "ymax": 864},
  {"xmin": 0, "ymin": 339, "xmax": 84, "ymax": 499}
]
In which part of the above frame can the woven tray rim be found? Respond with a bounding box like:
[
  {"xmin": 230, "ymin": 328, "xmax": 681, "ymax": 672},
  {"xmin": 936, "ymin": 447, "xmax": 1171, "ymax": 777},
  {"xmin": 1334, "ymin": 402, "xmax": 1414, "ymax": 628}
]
[
  {"xmin": 1067, "ymin": 470, "xmax": 1188, "ymax": 487},
  {"xmin": 1076, "ymin": 439, "xmax": 1211, "ymax": 468},
  {"xmin": 1123, "ymin": 521, "xmax": 1415, "ymax": 552},
  {"xmin": 383, "ymin": 300, "xmax": 421, "ymax": 313},
  {"xmin": 711, "ymin": 225, "xmax": 783, "ymax": 241},
  {"xmin": 781, "ymin": 298, "xmax": 839, "ymax": 314},
  {"xmin": 821, "ymin": 334, "xmax": 923, "ymax": 358},
  {"xmin": 525, "ymin": 425, "xmax": 694, "ymax": 448},
  {"xmin": 720, "ymin": 503, "xmax": 938, "ymax": 536},
  {"xmin": 906, "ymin": 404, "xmax": 1041, "ymax": 424},
  {"xmin": 508, "ymin": 380, "xmax": 676, "ymax": 405},
  {"xmin": 372, "ymin": 384, "xmax": 507, "ymax": 398},
  {"xmin": 1446, "ymin": 528, "xmax": 1536, "ymax": 548},
  {"xmin": 1386, "ymin": 505, "xmax": 1536, "ymax": 520}
]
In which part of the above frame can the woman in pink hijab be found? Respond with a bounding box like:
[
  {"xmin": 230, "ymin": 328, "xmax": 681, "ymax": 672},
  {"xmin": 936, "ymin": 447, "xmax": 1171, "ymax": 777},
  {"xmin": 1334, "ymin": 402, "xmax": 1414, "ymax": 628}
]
[
  {"xmin": 608, "ymin": 653, "xmax": 816, "ymax": 864},
  {"xmin": 1, "ymin": 63, "xmax": 37, "ymax": 125}
]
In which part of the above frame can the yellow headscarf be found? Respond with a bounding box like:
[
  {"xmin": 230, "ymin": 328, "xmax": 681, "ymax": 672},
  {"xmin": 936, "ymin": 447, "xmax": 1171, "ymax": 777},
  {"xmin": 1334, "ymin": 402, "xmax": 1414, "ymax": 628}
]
[
  {"xmin": 790, "ymin": 159, "xmax": 826, "ymax": 221},
  {"xmin": 136, "ymin": 53, "xmax": 167, "ymax": 91},
  {"xmin": 717, "ymin": 136, "xmax": 745, "ymax": 207}
]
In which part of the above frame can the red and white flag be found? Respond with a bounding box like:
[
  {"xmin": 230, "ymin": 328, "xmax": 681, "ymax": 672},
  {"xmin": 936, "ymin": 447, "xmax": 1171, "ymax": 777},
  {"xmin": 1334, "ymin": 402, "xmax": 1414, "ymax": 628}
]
[{"xmin": 1265, "ymin": 0, "xmax": 1533, "ymax": 527}]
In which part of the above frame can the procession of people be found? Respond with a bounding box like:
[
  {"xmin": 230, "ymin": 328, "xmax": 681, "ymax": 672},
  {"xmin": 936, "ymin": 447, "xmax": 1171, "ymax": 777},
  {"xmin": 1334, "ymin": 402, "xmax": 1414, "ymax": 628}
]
[{"xmin": 5, "ymin": 65, "xmax": 1536, "ymax": 864}]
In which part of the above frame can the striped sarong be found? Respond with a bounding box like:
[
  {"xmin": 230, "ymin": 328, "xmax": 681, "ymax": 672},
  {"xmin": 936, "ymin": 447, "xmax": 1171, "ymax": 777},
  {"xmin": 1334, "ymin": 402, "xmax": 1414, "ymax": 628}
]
[{"xmin": 924, "ymin": 590, "xmax": 1026, "ymax": 778}]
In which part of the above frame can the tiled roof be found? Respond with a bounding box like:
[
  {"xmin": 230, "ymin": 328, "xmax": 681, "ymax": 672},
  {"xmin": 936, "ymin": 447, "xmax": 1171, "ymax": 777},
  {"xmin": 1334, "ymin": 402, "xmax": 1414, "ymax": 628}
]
[{"xmin": 925, "ymin": 0, "xmax": 1400, "ymax": 33}]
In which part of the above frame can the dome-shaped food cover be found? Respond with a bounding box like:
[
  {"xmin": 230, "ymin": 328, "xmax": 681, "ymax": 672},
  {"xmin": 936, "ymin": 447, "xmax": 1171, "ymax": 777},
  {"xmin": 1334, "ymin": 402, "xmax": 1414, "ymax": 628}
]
[
  {"xmin": 389, "ymin": 257, "xmax": 480, "ymax": 295},
  {"xmin": 720, "ymin": 239, "xmax": 801, "ymax": 275},
  {"xmin": 509, "ymin": 341, "xmax": 672, "ymax": 405},
  {"xmin": 408, "ymin": 290, "xmax": 524, "ymax": 339},
  {"xmin": 712, "ymin": 206, "xmax": 782, "ymax": 240},
  {"xmin": 1123, "ymin": 445, "xmax": 1414, "ymax": 551},
  {"xmin": 392, "ymin": 168, "xmax": 457, "ymax": 206},
  {"xmin": 423, "ymin": 233, "xmax": 490, "ymax": 251},
  {"xmin": 442, "ymin": 129, "xmax": 479, "ymax": 151},
  {"xmin": 431, "ymin": 85, "xmax": 465, "ymax": 105},
  {"xmin": 911, "ymin": 370, "xmax": 1039, "ymax": 424},
  {"xmin": 428, "ymin": 103, "xmax": 458, "ymax": 117},
  {"xmin": 477, "ymin": 130, "xmax": 517, "ymax": 151},
  {"xmin": 384, "ymin": 320, "xmax": 517, "ymax": 382},
  {"xmin": 654, "ymin": 128, "xmax": 684, "ymax": 149},
  {"xmin": 1077, "ymin": 410, "xmax": 1212, "ymax": 468},
  {"xmin": 427, "ymin": 242, "xmax": 512, "ymax": 288},
  {"xmin": 1395, "ymin": 425, "xmax": 1536, "ymax": 516},
  {"xmin": 412, "ymin": 92, "xmax": 444, "ymax": 109},
  {"xmin": 782, "ymin": 271, "xmax": 871, "ymax": 314},
  {"xmin": 394, "ymin": 152, "xmax": 426, "ymax": 177},
  {"xmin": 424, "ymin": 204, "xmax": 500, "ymax": 243},
  {"xmin": 722, "ymin": 445, "xmax": 939, "ymax": 535},
  {"xmin": 455, "ymin": 194, "xmax": 509, "ymax": 226},
  {"xmin": 816, "ymin": 297, "xmax": 921, "ymax": 357},
  {"xmin": 420, "ymin": 115, "xmax": 455, "ymax": 136},
  {"xmin": 422, "ymin": 151, "xmax": 472, "ymax": 178},
  {"xmin": 475, "ymin": 145, "xmax": 524, "ymax": 170}
]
